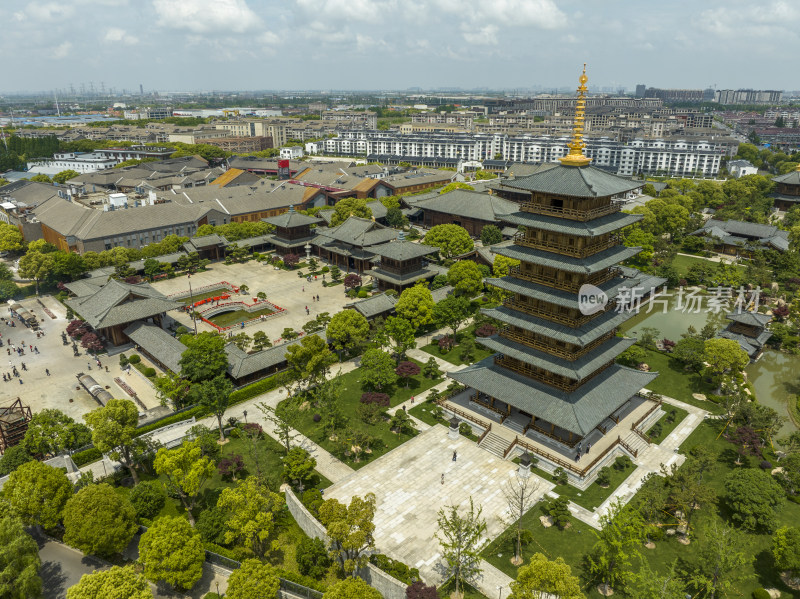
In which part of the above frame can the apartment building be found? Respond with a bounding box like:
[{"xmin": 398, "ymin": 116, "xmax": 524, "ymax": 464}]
[
  {"xmin": 27, "ymin": 151, "xmax": 119, "ymax": 175},
  {"xmin": 321, "ymin": 110, "xmax": 377, "ymax": 129},
  {"xmin": 715, "ymin": 89, "xmax": 783, "ymax": 105},
  {"xmin": 410, "ymin": 112, "xmax": 478, "ymax": 129}
]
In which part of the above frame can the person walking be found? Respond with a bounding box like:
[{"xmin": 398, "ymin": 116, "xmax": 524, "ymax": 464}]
[
  {"xmin": 45, "ymin": 368, "xmax": 50, "ymax": 376},
  {"xmin": 452, "ymin": 450, "xmax": 458, "ymax": 462},
  {"xmin": 441, "ymin": 473, "xmax": 445, "ymax": 485}
]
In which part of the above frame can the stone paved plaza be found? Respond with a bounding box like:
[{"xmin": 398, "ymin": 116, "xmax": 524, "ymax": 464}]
[
  {"xmin": 0, "ymin": 296, "xmax": 160, "ymax": 420},
  {"xmin": 325, "ymin": 425, "xmax": 554, "ymax": 585},
  {"xmin": 150, "ymin": 261, "xmax": 356, "ymax": 343}
]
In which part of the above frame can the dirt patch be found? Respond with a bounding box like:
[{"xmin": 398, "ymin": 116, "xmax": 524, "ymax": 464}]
[
  {"xmin": 539, "ymin": 515, "xmax": 553, "ymax": 528},
  {"xmin": 645, "ymin": 541, "xmax": 656, "ymax": 549}
]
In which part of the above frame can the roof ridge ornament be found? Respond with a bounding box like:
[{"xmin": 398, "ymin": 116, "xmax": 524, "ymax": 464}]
[{"xmin": 559, "ymin": 64, "xmax": 593, "ymax": 168}]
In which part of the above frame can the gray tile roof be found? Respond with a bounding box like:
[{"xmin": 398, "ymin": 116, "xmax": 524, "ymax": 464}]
[
  {"xmin": 346, "ymin": 293, "xmax": 397, "ymax": 318},
  {"xmin": 367, "ymin": 266, "xmax": 438, "ymax": 285},
  {"xmin": 773, "ymin": 170, "xmax": 800, "ymax": 185},
  {"xmin": 263, "ymin": 211, "xmax": 323, "ymax": 228},
  {"xmin": 726, "ymin": 311, "xmax": 772, "ymax": 327},
  {"xmin": 185, "ymin": 234, "xmax": 228, "ymax": 249},
  {"xmin": 717, "ymin": 331, "xmax": 758, "ymax": 357},
  {"xmin": 448, "ymin": 360, "xmax": 656, "ymax": 435},
  {"xmin": 123, "ymin": 322, "xmax": 187, "ymax": 374},
  {"xmin": 501, "ymin": 165, "xmax": 643, "ymax": 198},
  {"xmin": 488, "ymin": 274, "xmax": 634, "ymax": 309},
  {"xmin": 500, "ymin": 211, "xmax": 642, "ymax": 236},
  {"xmin": 695, "ymin": 218, "xmax": 787, "ymax": 241},
  {"xmin": 482, "ymin": 305, "xmax": 636, "ymax": 347},
  {"xmin": 66, "ymin": 279, "xmax": 182, "ymax": 330},
  {"xmin": 369, "ymin": 240, "xmax": 438, "ymax": 261},
  {"xmin": 479, "ymin": 335, "xmax": 635, "ymax": 380},
  {"xmin": 413, "ymin": 189, "xmax": 518, "ymax": 222},
  {"xmin": 313, "ymin": 216, "xmax": 397, "ymax": 248},
  {"xmin": 225, "ymin": 335, "xmax": 309, "ymax": 379},
  {"xmin": 494, "ymin": 243, "xmax": 641, "ymax": 274}
]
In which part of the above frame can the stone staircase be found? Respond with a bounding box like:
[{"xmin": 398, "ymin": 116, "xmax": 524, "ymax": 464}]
[
  {"xmin": 622, "ymin": 431, "xmax": 649, "ymax": 457},
  {"xmin": 502, "ymin": 417, "xmax": 526, "ymax": 434},
  {"xmin": 479, "ymin": 432, "xmax": 510, "ymax": 458}
]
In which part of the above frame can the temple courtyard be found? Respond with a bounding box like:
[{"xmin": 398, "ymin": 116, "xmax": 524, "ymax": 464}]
[{"xmin": 324, "ymin": 424, "xmax": 555, "ymax": 585}]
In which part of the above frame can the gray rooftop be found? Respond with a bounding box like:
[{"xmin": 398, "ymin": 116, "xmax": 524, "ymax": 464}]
[
  {"xmin": 263, "ymin": 210, "xmax": 323, "ymax": 228},
  {"xmin": 123, "ymin": 322, "xmax": 187, "ymax": 374},
  {"xmin": 346, "ymin": 293, "xmax": 398, "ymax": 319},
  {"xmin": 314, "ymin": 216, "xmax": 398, "ymax": 248},
  {"xmin": 501, "ymin": 164, "xmax": 643, "ymax": 198},
  {"xmin": 66, "ymin": 279, "xmax": 181, "ymax": 330},
  {"xmin": 226, "ymin": 335, "xmax": 308, "ymax": 379},
  {"xmin": 500, "ymin": 210, "xmax": 642, "ymax": 236},
  {"xmin": 494, "ymin": 243, "xmax": 641, "ymax": 274},
  {"xmin": 449, "ymin": 360, "xmax": 656, "ymax": 435},
  {"xmin": 413, "ymin": 189, "xmax": 519, "ymax": 222},
  {"xmin": 726, "ymin": 311, "xmax": 772, "ymax": 327},
  {"xmin": 369, "ymin": 240, "xmax": 438, "ymax": 261}
]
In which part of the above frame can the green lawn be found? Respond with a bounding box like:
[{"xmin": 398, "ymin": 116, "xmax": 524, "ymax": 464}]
[
  {"xmin": 531, "ymin": 459, "xmax": 637, "ymax": 511},
  {"xmin": 206, "ymin": 306, "xmax": 275, "ymax": 327},
  {"xmin": 485, "ymin": 419, "xmax": 800, "ymax": 597},
  {"xmin": 409, "ymin": 401, "xmax": 448, "ymax": 428},
  {"xmin": 421, "ymin": 324, "xmax": 495, "ymax": 366},
  {"xmin": 179, "ymin": 287, "xmax": 231, "ymax": 304},
  {"xmin": 279, "ymin": 361, "xmax": 444, "ymax": 469},
  {"xmin": 671, "ymin": 253, "xmax": 745, "ymax": 278},
  {"xmin": 645, "ymin": 405, "xmax": 690, "ymax": 444},
  {"xmin": 640, "ymin": 349, "xmax": 723, "ymax": 413}
]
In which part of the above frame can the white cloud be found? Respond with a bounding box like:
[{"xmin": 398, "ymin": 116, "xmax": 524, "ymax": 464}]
[
  {"xmin": 294, "ymin": 0, "xmax": 396, "ymax": 23},
  {"xmin": 700, "ymin": 1, "xmax": 800, "ymax": 39},
  {"xmin": 52, "ymin": 41, "xmax": 72, "ymax": 58},
  {"xmin": 103, "ymin": 27, "xmax": 139, "ymax": 45},
  {"xmin": 21, "ymin": 2, "xmax": 75, "ymax": 21},
  {"xmin": 461, "ymin": 24, "xmax": 499, "ymax": 46},
  {"xmin": 152, "ymin": 0, "xmax": 262, "ymax": 33}
]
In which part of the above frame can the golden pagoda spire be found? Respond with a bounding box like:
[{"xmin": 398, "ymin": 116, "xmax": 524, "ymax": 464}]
[{"xmin": 559, "ymin": 63, "xmax": 592, "ymax": 167}]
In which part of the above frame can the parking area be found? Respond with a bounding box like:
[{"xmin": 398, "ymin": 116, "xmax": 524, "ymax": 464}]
[
  {"xmin": 0, "ymin": 295, "xmax": 161, "ymax": 422},
  {"xmin": 151, "ymin": 261, "xmax": 357, "ymax": 343}
]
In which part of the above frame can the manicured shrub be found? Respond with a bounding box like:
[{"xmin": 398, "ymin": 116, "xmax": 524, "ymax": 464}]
[
  {"xmin": 360, "ymin": 392, "xmax": 390, "ymax": 407},
  {"xmin": 553, "ymin": 467, "xmax": 568, "ymax": 485},
  {"xmin": 128, "ymin": 354, "xmax": 141, "ymax": 364},
  {"xmin": 296, "ymin": 537, "xmax": 331, "ymax": 578},
  {"xmin": 313, "ymin": 414, "xmax": 321, "ymax": 423},
  {"xmin": 760, "ymin": 460, "xmax": 773, "ymax": 470},
  {"xmin": 752, "ymin": 589, "xmax": 770, "ymax": 599},
  {"xmin": 143, "ymin": 367, "xmax": 156, "ymax": 377},
  {"xmin": 196, "ymin": 507, "xmax": 228, "ymax": 545},
  {"xmin": 597, "ymin": 466, "xmax": 612, "ymax": 487},
  {"xmin": 458, "ymin": 422, "xmax": 472, "ymax": 436},
  {"xmin": 474, "ymin": 324, "xmax": 497, "ymax": 338},
  {"xmin": 357, "ymin": 289, "xmax": 369, "ymax": 298},
  {"xmin": 72, "ymin": 447, "xmax": 103, "ymax": 467}
]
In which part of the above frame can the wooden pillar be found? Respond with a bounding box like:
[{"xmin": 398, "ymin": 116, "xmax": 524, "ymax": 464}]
[
  {"xmin": 568, "ymin": 431, "xmax": 573, "ymax": 442},
  {"xmin": 490, "ymin": 396, "xmax": 495, "ymax": 407},
  {"xmin": 550, "ymin": 423, "xmax": 555, "ymax": 434}
]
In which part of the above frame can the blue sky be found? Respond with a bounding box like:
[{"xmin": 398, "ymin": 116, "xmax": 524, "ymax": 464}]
[{"xmin": 2, "ymin": 0, "xmax": 797, "ymax": 93}]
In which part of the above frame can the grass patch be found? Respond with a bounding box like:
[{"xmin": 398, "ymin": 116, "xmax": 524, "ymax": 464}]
[
  {"xmin": 206, "ymin": 306, "xmax": 275, "ymax": 327},
  {"xmin": 420, "ymin": 325, "xmax": 495, "ymax": 366},
  {"xmin": 532, "ymin": 460, "xmax": 636, "ymax": 511},
  {"xmin": 645, "ymin": 405, "xmax": 689, "ymax": 444},
  {"xmin": 409, "ymin": 401, "xmax": 449, "ymax": 428},
  {"xmin": 640, "ymin": 349, "xmax": 722, "ymax": 413},
  {"xmin": 279, "ymin": 361, "xmax": 443, "ymax": 469},
  {"xmin": 485, "ymin": 419, "xmax": 800, "ymax": 597},
  {"xmin": 179, "ymin": 287, "xmax": 231, "ymax": 304}
]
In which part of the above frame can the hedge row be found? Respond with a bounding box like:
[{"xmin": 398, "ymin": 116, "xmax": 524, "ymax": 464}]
[
  {"xmin": 134, "ymin": 405, "xmax": 206, "ymax": 436},
  {"xmin": 229, "ymin": 371, "xmax": 294, "ymax": 405},
  {"xmin": 72, "ymin": 447, "xmax": 103, "ymax": 467}
]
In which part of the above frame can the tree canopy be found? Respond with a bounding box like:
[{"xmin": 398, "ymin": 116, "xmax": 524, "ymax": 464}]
[
  {"xmin": 395, "ymin": 285, "xmax": 435, "ymax": 330},
  {"xmin": 724, "ymin": 468, "xmax": 784, "ymax": 532},
  {"xmin": 447, "ymin": 260, "xmax": 483, "ymax": 296},
  {"xmin": 703, "ymin": 337, "xmax": 749, "ymax": 377},
  {"xmin": 153, "ymin": 440, "xmax": 215, "ymax": 527},
  {"xmin": 479, "ymin": 224, "xmax": 503, "ymax": 246},
  {"xmin": 327, "ymin": 310, "xmax": 370, "ymax": 354},
  {"xmin": 509, "ymin": 553, "xmax": 584, "ymax": 599},
  {"xmin": 178, "ymin": 332, "xmax": 229, "ymax": 383},
  {"xmin": 85, "ymin": 398, "xmax": 141, "ymax": 483},
  {"xmin": 66, "ymin": 565, "xmax": 153, "ymax": 599},
  {"xmin": 139, "ymin": 516, "xmax": 205, "ymax": 590},
  {"xmin": 285, "ymin": 334, "xmax": 336, "ymax": 389},
  {"xmin": 322, "ymin": 578, "xmax": 382, "ymax": 599},
  {"xmin": 22, "ymin": 408, "xmax": 92, "ymax": 457},
  {"xmin": 329, "ymin": 197, "xmax": 372, "ymax": 227},
  {"xmin": 360, "ymin": 348, "xmax": 397, "ymax": 391},
  {"xmin": 217, "ymin": 476, "xmax": 285, "ymax": 556},
  {"xmin": 0, "ymin": 515, "xmax": 42, "ymax": 599},
  {"xmin": 225, "ymin": 559, "xmax": 281, "ymax": 599},
  {"xmin": 433, "ymin": 294, "xmax": 471, "ymax": 342},
  {"xmin": 0, "ymin": 223, "xmax": 24, "ymax": 253},
  {"xmin": 318, "ymin": 493, "xmax": 377, "ymax": 575},
  {"xmin": 424, "ymin": 224, "xmax": 473, "ymax": 258},
  {"xmin": 63, "ymin": 483, "xmax": 138, "ymax": 557},
  {"xmin": 3, "ymin": 460, "xmax": 73, "ymax": 529},
  {"xmin": 436, "ymin": 496, "xmax": 486, "ymax": 597}
]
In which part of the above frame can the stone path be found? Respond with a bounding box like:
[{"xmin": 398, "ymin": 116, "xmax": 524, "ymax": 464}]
[{"xmin": 324, "ymin": 425, "xmax": 553, "ymax": 595}]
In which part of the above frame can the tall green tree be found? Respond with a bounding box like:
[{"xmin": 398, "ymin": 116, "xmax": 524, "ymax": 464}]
[
  {"xmin": 395, "ymin": 285, "xmax": 435, "ymax": 330},
  {"xmin": 423, "ymin": 224, "xmax": 473, "ymax": 258},
  {"xmin": 322, "ymin": 578, "xmax": 382, "ymax": 599},
  {"xmin": 479, "ymin": 224, "xmax": 503, "ymax": 246},
  {"xmin": 63, "ymin": 483, "xmax": 137, "ymax": 557},
  {"xmin": 628, "ymin": 560, "xmax": 686, "ymax": 599},
  {"xmin": 433, "ymin": 294, "xmax": 471, "ymax": 343},
  {"xmin": 18, "ymin": 251, "xmax": 54, "ymax": 294},
  {"xmin": 723, "ymin": 468, "xmax": 784, "ymax": 532},
  {"xmin": 139, "ymin": 516, "xmax": 205, "ymax": 590},
  {"xmin": 0, "ymin": 223, "xmax": 24, "ymax": 253},
  {"xmin": 587, "ymin": 499, "xmax": 644, "ymax": 594},
  {"xmin": 225, "ymin": 559, "xmax": 281, "ymax": 599},
  {"xmin": 153, "ymin": 440, "xmax": 215, "ymax": 526},
  {"xmin": 85, "ymin": 398, "xmax": 141, "ymax": 484},
  {"xmin": 178, "ymin": 332, "xmax": 229, "ymax": 383},
  {"xmin": 0, "ymin": 515, "xmax": 42, "ymax": 599},
  {"xmin": 66, "ymin": 565, "xmax": 153, "ymax": 599},
  {"xmin": 330, "ymin": 197, "xmax": 372, "ymax": 226},
  {"xmin": 383, "ymin": 316, "xmax": 416, "ymax": 358},
  {"xmin": 703, "ymin": 338, "xmax": 749, "ymax": 378},
  {"xmin": 327, "ymin": 310, "xmax": 370, "ymax": 357},
  {"xmin": 52, "ymin": 169, "xmax": 79, "ymax": 184},
  {"xmin": 509, "ymin": 553, "xmax": 584, "ymax": 599},
  {"xmin": 22, "ymin": 408, "xmax": 92, "ymax": 457},
  {"xmin": 773, "ymin": 526, "xmax": 800, "ymax": 578},
  {"xmin": 318, "ymin": 493, "xmax": 377, "ymax": 576},
  {"xmin": 285, "ymin": 334, "xmax": 336, "ymax": 390},
  {"xmin": 2, "ymin": 460, "xmax": 72, "ymax": 529},
  {"xmin": 359, "ymin": 348, "xmax": 397, "ymax": 391},
  {"xmin": 0, "ymin": 445, "xmax": 33, "ymax": 477},
  {"xmin": 447, "ymin": 260, "xmax": 483, "ymax": 296},
  {"xmin": 688, "ymin": 520, "xmax": 748, "ymax": 599},
  {"xmin": 193, "ymin": 375, "xmax": 233, "ymax": 442},
  {"xmin": 436, "ymin": 496, "xmax": 486, "ymax": 597},
  {"xmin": 217, "ymin": 477, "xmax": 285, "ymax": 556}
]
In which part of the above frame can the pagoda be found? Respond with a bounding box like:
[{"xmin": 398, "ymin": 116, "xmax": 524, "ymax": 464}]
[
  {"xmin": 771, "ymin": 164, "xmax": 800, "ymax": 212},
  {"xmin": 450, "ymin": 65, "xmax": 660, "ymax": 449}
]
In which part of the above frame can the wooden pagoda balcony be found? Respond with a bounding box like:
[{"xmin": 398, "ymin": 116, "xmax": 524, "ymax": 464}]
[
  {"xmin": 499, "ymin": 327, "xmax": 616, "ymax": 361},
  {"xmin": 494, "ymin": 355, "xmax": 612, "ymax": 391},
  {"xmin": 503, "ymin": 297, "xmax": 614, "ymax": 327},
  {"xmin": 521, "ymin": 201, "xmax": 621, "ymax": 222},
  {"xmin": 508, "ymin": 265, "xmax": 621, "ymax": 293},
  {"xmin": 514, "ymin": 232, "xmax": 621, "ymax": 258}
]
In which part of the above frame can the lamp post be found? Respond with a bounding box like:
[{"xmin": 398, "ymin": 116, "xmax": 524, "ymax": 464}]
[
  {"xmin": 188, "ymin": 279, "xmax": 198, "ymax": 336},
  {"xmin": 243, "ymin": 410, "xmax": 248, "ymax": 424},
  {"xmin": 497, "ymin": 585, "xmax": 503, "ymax": 599}
]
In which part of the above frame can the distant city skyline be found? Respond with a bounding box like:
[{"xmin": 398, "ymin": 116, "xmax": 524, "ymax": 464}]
[{"xmin": 1, "ymin": 0, "xmax": 797, "ymax": 94}]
